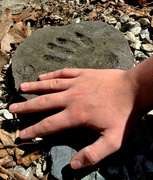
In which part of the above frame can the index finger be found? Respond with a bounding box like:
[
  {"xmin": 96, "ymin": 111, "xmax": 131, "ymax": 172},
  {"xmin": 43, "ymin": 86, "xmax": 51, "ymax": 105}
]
[{"xmin": 39, "ymin": 68, "xmax": 82, "ymax": 80}]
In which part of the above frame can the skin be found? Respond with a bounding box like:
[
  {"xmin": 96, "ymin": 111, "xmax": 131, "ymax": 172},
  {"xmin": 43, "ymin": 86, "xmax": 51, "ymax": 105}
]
[{"xmin": 9, "ymin": 56, "xmax": 153, "ymax": 169}]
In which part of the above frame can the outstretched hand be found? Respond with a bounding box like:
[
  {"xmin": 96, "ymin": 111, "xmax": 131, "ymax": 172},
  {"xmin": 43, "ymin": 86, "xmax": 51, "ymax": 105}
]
[{"xmin": 9, "ymin": 68, "xmax": 140, "ymax": 169}]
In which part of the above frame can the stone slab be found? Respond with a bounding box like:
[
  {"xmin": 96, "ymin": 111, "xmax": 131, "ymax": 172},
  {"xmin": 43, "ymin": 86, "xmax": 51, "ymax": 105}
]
[{"xmin": 12, "ymin": 21, "xmax": 134, "ymax": 100}]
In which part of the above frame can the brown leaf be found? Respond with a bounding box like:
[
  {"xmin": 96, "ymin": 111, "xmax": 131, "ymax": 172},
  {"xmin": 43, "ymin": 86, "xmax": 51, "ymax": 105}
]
[
  {"xmin": 0, "ymin": 157, "xmax": 16, "ymax": 168},
  {"xmin": 9, "ymin": 169, "xmax": 29, "ymax": 180},
  {"xmin": 1, "ymin": 22, "xmax": 32, "ymax": 51},
  {"xmin": 0, "ymin": 129, "xmax": 15, "ymax": 156},
  {"xmin": 0, "ymin": 143, "xmax": 9, "ymax": 157},
  {"xmin": 14, "ymin": 7, "xmax": 33, "ymax": 23},
  {"xmin": 0, "ymin": 8, "xmax": 12, "ymax": 23},
  {"xmin": 1, "ymin": 33, "xmax": 14, "ymax": 52},
  {"xmin": 15, "ymin": 130, "xmax": 25, "ymax": 160},
  {"xmin": 0, "ymin": 166, "xmax": 17, "ymax": 180},
  {"xmin": 0, "ymin": 172, "xmax": 8, "ymax": 180},
  {"xmin": 17, "ymin": 151, "xmax": 42, "ymax": 167},
  {"xmin": 87, "ymin": 11, "xmax": 97, "ymax": 20},
  {"xmin": 138, "ymin": 0, "xmax": 147, "ymax": 6},
  {"xmin": 0, "ymin": 8, "xmax": 13, "ymax": 42},
  {"xmin": 0, "ymin": 50, "xmax": 10, "ymax": 73}
]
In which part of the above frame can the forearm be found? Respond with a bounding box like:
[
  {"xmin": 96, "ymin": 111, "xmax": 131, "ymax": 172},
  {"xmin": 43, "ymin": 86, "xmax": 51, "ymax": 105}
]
[{"xmin": 127, "ymin": 56, "xmax": 153, "ymax": 114}]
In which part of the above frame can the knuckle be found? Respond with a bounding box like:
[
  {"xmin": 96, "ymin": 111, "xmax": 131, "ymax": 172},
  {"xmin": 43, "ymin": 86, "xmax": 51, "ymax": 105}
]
[
  {"xmin": 84, "ymin": 147, "xmax": 101, "ymax": 165},
  {"xmin": 37, "ymin": 96, "xmax": 46, "ymax": 108},
  {"xmin": 41, "ymin": 119, "xmax": 51, "ymax": 133},
  {"xmin": 71, "ymin": 107, "xmax": 88, "ymax": 125},
  {"xmin": 50, "ymin": 79, "xmax": 59, "ymax": 89},
  {"xmin": 60, "ymin": 68, "xmax": 68, "ymax": 76}
]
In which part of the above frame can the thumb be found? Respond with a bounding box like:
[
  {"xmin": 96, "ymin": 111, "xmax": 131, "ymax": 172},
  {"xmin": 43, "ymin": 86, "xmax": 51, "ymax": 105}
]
[{"xmin": 70, "ymin": 132, "xmax": 121, "ymax": 169}]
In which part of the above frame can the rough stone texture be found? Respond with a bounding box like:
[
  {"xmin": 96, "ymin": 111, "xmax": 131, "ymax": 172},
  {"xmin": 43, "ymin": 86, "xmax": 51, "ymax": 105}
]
[
  {"xmin": 0, "ymin": 0, "xmax": 47, "ymax": 15},
  {"xmin": 12, "ymin": 21, "xmax": 134, "ymax": 100},
  {"xmin": 11, "ymin": 21, "xmax": 135, "ymax": 179}
]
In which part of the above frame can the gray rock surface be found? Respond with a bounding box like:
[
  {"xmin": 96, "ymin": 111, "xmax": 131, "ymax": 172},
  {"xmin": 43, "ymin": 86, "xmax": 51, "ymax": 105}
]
[
  {"xmin": 11, "ymin": 21, "xmax": 135, "ymax": 179},
  {"xmin": 12, "ymin": 21, "xmax": 134, "ymax": 100}
]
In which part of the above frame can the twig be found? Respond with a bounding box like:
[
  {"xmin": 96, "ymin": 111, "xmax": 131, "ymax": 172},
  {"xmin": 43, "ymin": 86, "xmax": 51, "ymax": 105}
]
[
  {"xmin": 0, "ymin": 141, "xmax": 39, "ymax": 148},
  {"xmin": 0, "ymin": 165, "xmax": 17, "ymax": 180}
]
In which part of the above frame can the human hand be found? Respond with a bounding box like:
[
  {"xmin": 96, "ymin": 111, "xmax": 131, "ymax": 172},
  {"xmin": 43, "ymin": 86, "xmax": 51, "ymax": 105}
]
[{"xmin": 9, "ymin": 68, "xmax": 140, "ymax": 169}]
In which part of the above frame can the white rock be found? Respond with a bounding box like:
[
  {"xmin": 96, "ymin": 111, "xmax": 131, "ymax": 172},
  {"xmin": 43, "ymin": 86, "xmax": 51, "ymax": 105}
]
[
  {"xmin": 146, "ymin": 51, "xmax": 153, "ymax": 57},
  {"xmin": 140, "ymin": 29, "xmax": 150, "ymax": 40},
  {"xmin": 130, "ymin": 27, "xmax": 141, "ymax": 36},
  {"xmin": 0, "ymin": 116, "xmax": 5, "ymax": 121},
  {"xmin": 107, "ymin": 17, "xmax": 117, "ymax": 24},
  {"xmin": 141, "ymin": 44, "xmax": 153, "ymax": 52},
  {"xmin": 115, "ymin": 22, "xmax": 121, "ymax": 30},
  {"xmin": 103, "ymin": 7, "xmax": 113, "ymax": 16},
  {"xmin": 139, "ymin": 18, "xmax": 150, "ymax": 26},
  {"xmin": 147, "ymin": 110, "xmax": 153, "ymax": 115},
  {"xmin": 126, "ymin": 31, "xmax": 136, "ymax": 42},
  {"xmin": 134, "ymin": 50, "xmax": 148, "ymax": 61},
  {"xmin": 120, "ymin": 14, "xmax": 129, "ymax": 23},
  {"xmin": 0, "ymin": 76, "xmax": 5, "ymax": 82},
  {"xmin": 130, "ymin": 40, "xmax": 141, "ymax": 50},
  {"xmin": 2, "ymin": 109, "xmax": 13, "ymax": 120},
  {"xmin": 36, "ymin": 163, "xmax": 44, "ymax": 179},
  {"xmin": 0, "ymin": 102, "xmax": 7, "ymax": 109},
  {"xmin": 0, "ymin": 90, "xmax": 3, "ymax": 96},
  {"xmin": 75, "ymin": 18, "xmax": 80, "ymax": 23},
  {"xmin": 125, "ymin": 21, "xmax": 140, "ymax": 30}
]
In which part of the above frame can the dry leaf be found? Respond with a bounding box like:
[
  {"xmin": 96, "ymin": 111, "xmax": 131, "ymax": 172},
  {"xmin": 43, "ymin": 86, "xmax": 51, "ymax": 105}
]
[
  {"xmin": 0, "ymin": 8, "xmax": 13, "ymax": 42},
  {"xmin": 0, "ymin": 129, "xmax": 16, "ymax": 156},
  {"xmin": 15, "ymin": 130, "xmax": 25, "ymax": 160},
  {"xmin": 17, "ymin": 151, "xmax": 42, "ymax": 167},
  {"xmin": 0, "ymin": 143, "xmax": 9, "ymax": 157},
  {"xmin": 138, "ymin": 0, "xmax": 147, "ymax": 6},
  {"xmin": 14, "ymin": 7, "xmax": 33, "ymax": 23},
  {"xmin": 0, "ymin": 8, "xmax": 12, "ymax": 23},
  {"xmin": 0, "ymin": 166, "xmax": 17, "ymax": 180},
  {"xmin": 1, "ymin": 33, "xmax": 14, "ymax": 52},
  {"xmin": 0, "ymin": 50, "xmax": 10, "ymax": 73},
  {"xmin": 87, "ymin": 11, "xmax": 97, "ymax": 20},
  {"xmin": 1, "ymin": 22, "xmax": 32, "ymax": 51},
  {"xmin": 0, "ymin": 172, "xmax": 8, "ymax": 180},
  {"xmin": 0, "ymin": 157, "xmax": 16, "ymax": 168},
  {"xmin": 9, "ymin": 169, "xmax": 29, "ymax": 180}
]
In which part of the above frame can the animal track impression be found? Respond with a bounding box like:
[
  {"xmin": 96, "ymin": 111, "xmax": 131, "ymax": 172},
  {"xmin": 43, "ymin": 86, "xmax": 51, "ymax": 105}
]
[{"xmin": 43, "ymin": 32, "xmax": 93, "ymax": 62}]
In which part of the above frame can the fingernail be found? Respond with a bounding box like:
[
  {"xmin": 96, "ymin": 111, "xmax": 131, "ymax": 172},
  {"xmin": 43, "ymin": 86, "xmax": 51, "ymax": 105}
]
[
  {"xmin": 71, "ymin": 160, "xmax": 82, "ymax": 169},
  {"xmin": 39, "ymin": 74, "xmax": 47, "ymax": 79},
  {"xmin": 9, "ymin": 104, "xmax": 17, "ymax": 112},
  {"xmin": 21, "ymin": 82, "xmax": 29, "ymax": 89}
]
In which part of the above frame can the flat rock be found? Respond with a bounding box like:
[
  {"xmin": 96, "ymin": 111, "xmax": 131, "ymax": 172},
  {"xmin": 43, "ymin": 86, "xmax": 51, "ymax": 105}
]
[{"xmin": 12, "ymin": 21, "xmax": 134, "ymax": 100}]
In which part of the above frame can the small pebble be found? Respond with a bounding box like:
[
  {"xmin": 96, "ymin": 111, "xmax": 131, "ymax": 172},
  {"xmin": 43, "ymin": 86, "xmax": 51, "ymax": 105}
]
[
  {"xmin": 139, "ymin": 18, "xmax": 150, "ymax": 26},
  {"xmin": 2, "ymin": 109, "xmax": 13, "ymax": 120},
  {"xmin": 141, "ymin": 44, "xmax": 153, "ymax": 52}
]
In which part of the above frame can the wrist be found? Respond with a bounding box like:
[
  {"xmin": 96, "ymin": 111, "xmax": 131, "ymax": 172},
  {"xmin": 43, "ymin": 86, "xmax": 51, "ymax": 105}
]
[{"xmin": 126, "ymin": 57, "xmax": 153, "ymax": 115}]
